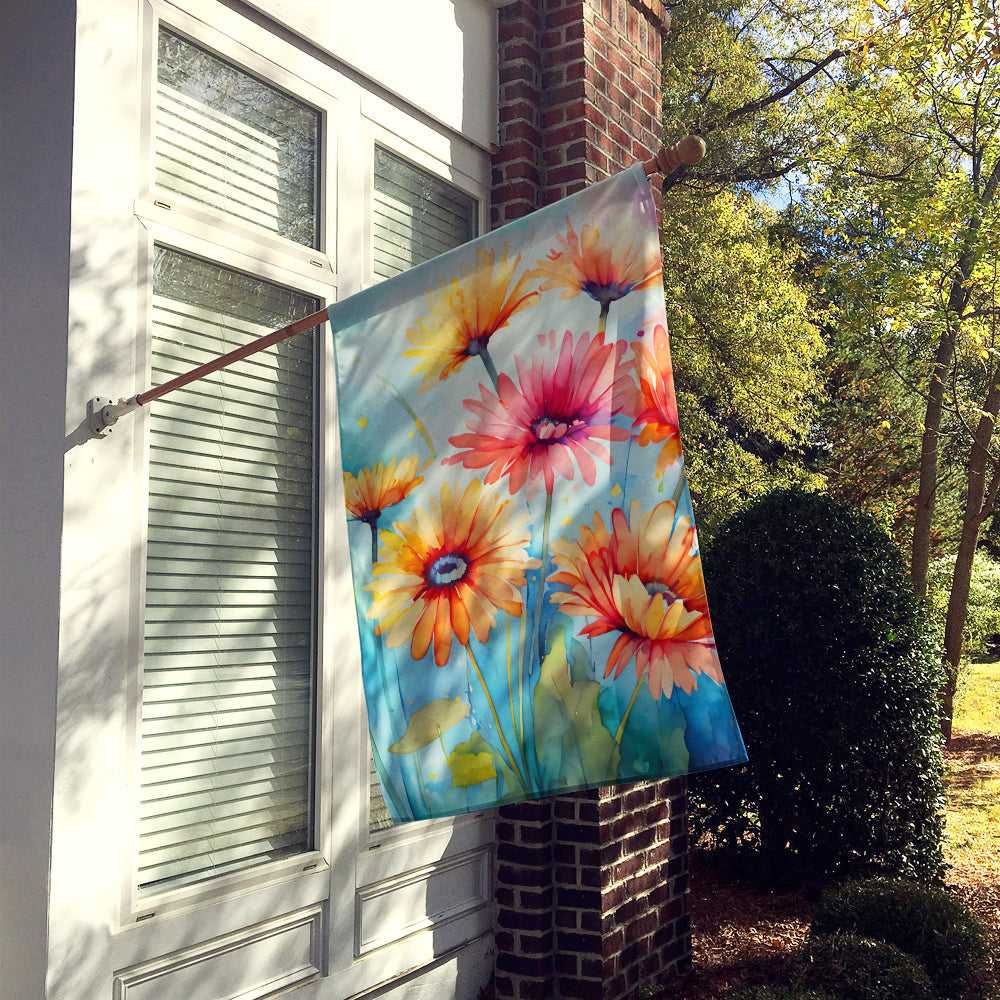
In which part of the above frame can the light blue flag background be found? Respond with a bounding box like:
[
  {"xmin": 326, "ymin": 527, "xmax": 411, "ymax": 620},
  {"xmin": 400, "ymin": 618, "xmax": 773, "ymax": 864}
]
[{"xmin": 331, "ymin": 164, "xmax": 747, "ymax": 822}]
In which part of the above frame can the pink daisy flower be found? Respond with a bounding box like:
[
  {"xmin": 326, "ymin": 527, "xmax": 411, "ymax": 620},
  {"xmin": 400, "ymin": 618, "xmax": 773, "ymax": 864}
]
[{"xmin": 443, "ymin": 330, "xmax": 631, "ymax": 497}]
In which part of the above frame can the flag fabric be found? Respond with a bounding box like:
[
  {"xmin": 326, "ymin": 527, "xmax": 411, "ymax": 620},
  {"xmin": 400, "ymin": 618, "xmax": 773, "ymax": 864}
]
[{"xmin": 330, "ymin": 164, "xmax": 747, "ymax": 823}]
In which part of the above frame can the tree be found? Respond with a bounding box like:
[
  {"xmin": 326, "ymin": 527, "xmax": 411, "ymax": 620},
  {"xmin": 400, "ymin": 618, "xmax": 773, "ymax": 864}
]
[
  {"xmin": 658, "ymin": 1, "xmax": 842, "ymax": 533},
  {"xmin": 660, "ymin": 188, "xmax": 825, "ymax": 534},
  {"xmin": 806, "ymin": 0, "xmax": 1000, "ymax": 736}
]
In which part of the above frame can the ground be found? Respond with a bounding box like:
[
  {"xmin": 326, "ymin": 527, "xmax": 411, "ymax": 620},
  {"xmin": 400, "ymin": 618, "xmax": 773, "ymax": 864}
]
[{"xmin": 671, "ymin": 726, "xmax": 1000, "ymax": 999}]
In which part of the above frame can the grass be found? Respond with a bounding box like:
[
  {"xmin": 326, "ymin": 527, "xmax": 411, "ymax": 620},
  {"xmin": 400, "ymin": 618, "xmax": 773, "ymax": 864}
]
[
  {"xmin": 942, "ymin": 659, "xmax": 1000, "ymax": 1000},
  {"xmin": 956, "ymin": 658, "xmax": 1000, "ymax": 733},
  {"xmin": 945, "ymin": 660, "xmax": 1000, "ymax": 868}
]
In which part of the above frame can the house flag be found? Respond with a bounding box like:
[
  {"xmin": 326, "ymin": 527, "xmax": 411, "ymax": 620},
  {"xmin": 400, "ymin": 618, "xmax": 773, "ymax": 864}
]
[{"xmin": 331, "ymin": 164, "xmax": 747, "ymax": 823}]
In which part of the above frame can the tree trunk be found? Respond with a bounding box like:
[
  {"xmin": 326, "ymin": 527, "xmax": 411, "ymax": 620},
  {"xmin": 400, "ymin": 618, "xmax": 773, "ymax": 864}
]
[
  {"xmin": 910, "ymin": 330, "xmax": 955, "ymax": 598},
  {"xmin": 909, "ymin": 160, "xmax": 1000, "ymax": 596},
  {"xmin": 941, "ymin": 378, "xmax": 1000, "ymax": 740}
]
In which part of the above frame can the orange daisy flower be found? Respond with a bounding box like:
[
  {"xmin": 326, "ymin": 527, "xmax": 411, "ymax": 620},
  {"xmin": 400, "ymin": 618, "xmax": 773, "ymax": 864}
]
[
  {"xmin": 344, "ymin": 454, "xmax": 424, "ymax": 526},
  {"xmin": 549, "ymin": 499, "xmax": 723, "ymax": 699},
  {"xmin": 533, "ymin": 215, "xmax": 661, "ymax": 329},
  {"xmin": 626, "ymin": 325, "xmax": 682, "ymax": 476},
  {"xmin": 405, "ymin": 246, "xmax": 540, "ymax": 392},
  {"xmin": 367, "ymin": 479, "xmax": 540, "ymax": 666}
]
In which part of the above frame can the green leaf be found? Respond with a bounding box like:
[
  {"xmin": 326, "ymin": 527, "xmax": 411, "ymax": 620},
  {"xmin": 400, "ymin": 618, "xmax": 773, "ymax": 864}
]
[
  {"xmin": 388, "ymin": 697, "xmax": 470, "ymax": 753},
  {"xmin": 446, "ymin": 731, "xmax": 498, "ymax": 788},
  {"xmin": 533, "ymin": 626, "xmax": 619, "ymax": 789}
]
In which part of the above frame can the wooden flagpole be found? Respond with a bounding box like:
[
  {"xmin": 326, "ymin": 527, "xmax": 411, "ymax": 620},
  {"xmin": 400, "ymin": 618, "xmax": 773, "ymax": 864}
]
[{"xmin": 88, "ymin": 137, "xmax": 705, "ymax": 437}]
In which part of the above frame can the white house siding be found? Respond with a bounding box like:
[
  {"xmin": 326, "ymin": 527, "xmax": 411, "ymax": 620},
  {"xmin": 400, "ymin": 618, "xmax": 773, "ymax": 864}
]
[
  {"xmin": 0, "ymin": 1, "xmax": 499, "ymax": 997},
  {"xmin": 0, "ymin": 1, "xmax": 76, "ymax": 996}
]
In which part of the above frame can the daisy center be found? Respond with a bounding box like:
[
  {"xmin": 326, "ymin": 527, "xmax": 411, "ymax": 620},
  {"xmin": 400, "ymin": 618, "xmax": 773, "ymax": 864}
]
[
  {"xmin": 428, "ymin": 552, "xmax": 470, "ymax": 587},
  {"xmin": 581, "ymin": 279, "xmax": 636, "ymax": 306},
  {"xmin": 464, "ymin": 335, "xmax": 490, "ymax": 357},
  {"xmin": 646, "ymin": 581, "xmax": 681, "ymax": 604},
  {"xmin": 531, "ymin": 414, "xmax": 586, "ymax": 443}
]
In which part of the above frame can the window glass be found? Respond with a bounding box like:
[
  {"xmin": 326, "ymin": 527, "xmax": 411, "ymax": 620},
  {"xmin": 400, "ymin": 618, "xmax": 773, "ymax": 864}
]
[
  {"xmin": 368, "ymin": 148, "xmax": 478, "ymax": 831},
  {"xmin": 372, "ymin": 146, "xmax": 477, "ymax": 279},
  {"xmin": 156, "ymin": 28, "xmax": 320, "ymax": 248},
  {"xmin": 138, "ymin": 246, "xmax": 319, "ymax": 895}
]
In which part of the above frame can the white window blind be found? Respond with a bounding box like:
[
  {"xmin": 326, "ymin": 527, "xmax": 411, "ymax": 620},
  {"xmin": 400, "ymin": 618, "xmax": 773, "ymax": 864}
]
[
  {"xmin": 368, "ymin": 148, "xmax": 477, "ymax": 830},
  {"xmin": 156, "ymin": 28, "xmax": 320, "ymax": 248},
  {"xmin": 372, "ymin": 145, "xmax": 477, "ymax": 279},
  {"xmin": 138, "ymin": 248, "xmax": 320, "ymax": 895}
]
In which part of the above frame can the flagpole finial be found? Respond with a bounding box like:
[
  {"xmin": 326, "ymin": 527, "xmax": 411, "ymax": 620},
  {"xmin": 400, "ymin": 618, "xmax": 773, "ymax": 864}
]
[{"xmin": 643, "ymin": 135, "xmax": 706, "ymax": 177}]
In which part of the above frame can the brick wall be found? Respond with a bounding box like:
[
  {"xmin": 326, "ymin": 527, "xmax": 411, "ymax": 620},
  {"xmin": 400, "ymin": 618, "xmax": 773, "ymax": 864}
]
[
  {"xmin": 492, "ymin": 0, "xmax": 668, "ymax": 227},
  {"xmin": 490, "ymin": 3, "xmax": 692, "ymax": 998}
]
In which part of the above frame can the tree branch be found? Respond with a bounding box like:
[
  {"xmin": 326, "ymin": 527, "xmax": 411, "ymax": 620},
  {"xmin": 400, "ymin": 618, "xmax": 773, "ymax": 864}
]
[{"xmin": 706, "ymin": 49, "xmax": 847, "ymax": 132}]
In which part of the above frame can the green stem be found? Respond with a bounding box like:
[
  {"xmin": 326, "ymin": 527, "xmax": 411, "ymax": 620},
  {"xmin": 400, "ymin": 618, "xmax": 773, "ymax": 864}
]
[
  {"xmin": 598, "ymin": 301, "xmax": 610, "ymax": 336},
  {"xmin": 412, "ymin": 751, "xmax": 432, "ymax": 816},
  {"xmin": 670, "ymin": 473, "xmax": 686, "ymax": 507},
  {"xmin": 371, "ymin": 734, "xmax": 409, "ymax": 820},
  {"xmin": 516, "ymin": 605, "xmax": 532, "ymax": 782},
  {"xmin": 480, "ymin": 346, "xmax": 500, "ymax": 393},
  {"xmin": 467, "ymin": 644, "xmax": 529, "ymax": 792},
  {"xmin": 614, "ymin": 677, "xmax": 645, "ymax": 745},
  {"xmin": 535, "ymin": 490, "xmax": 554, "ymax": 662},
  {"xmin": 369, "ymin": 519, "xmax": 379, "ymax": 570},
  {"xmin": 508, "ymin": 613, "xmax": 532, "ymax": 784}
]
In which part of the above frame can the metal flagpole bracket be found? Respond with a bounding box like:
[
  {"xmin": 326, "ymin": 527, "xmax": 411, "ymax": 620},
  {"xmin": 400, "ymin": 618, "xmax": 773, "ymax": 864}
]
[{"xmin": 88, "ymin": 395, "xmax": 140, "ymax": 438}]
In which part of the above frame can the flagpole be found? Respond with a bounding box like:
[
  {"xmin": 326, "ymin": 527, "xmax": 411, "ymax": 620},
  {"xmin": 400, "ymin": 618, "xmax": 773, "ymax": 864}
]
[
  {"xmin": 88, "ymin": 137, "xmax": 705, "ymax": 437},
  {"xmin": 88, "ymin": 306, "xmax": 330, "ymax": 436},
  {"xmin": 642, "ymin": 134, "xmax": 706, "ymax": 176}
]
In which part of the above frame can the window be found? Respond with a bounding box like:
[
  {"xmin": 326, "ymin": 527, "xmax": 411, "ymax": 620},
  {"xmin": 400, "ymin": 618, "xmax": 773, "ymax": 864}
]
[
  {"xmin": 367, "ymin": 146, "xmax": 477, "ymax": 832},
  {"xmin": 139, "ymin": 248, "xmax": 319, "ymax": 894},
  {"xmin": 119, "ymin": 7, "xmax": 493, "ymax": 991},
  {"xmin": 136, "ymin": 26, "xmax": 324, "ymax": 897},
  {"xmin": 155, "ymin": 28, "xmax": 320, "ymax": 247},
  {"xmin": 372, "ymin": 145, "xmax": 477, "ymax": 279}
]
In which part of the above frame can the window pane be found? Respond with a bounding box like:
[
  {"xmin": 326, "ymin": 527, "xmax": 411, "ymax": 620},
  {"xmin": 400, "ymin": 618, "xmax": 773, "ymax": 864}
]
[
  {"xmin": 372, "ymin": 146, "xmax": 477, "ymax": 279},
  {"xmin": 156, "ymin": 28, "xmax": 320, "ymax": 248},
  {"xmin": 138, "ymin": 247, "xmax": 319, "ymax": 895},
  {"xmin": 369, "ymin": 150, "xmax": 478, "ymax": 831}
]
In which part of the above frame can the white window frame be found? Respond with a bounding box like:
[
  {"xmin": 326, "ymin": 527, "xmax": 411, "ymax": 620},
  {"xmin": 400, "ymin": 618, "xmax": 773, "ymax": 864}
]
[
  {"xmin": 111, "ymin": 1, "xmax": 496, "ymax": 991},
  {"xmin": 122, "ymin": 0, "xmax": 340, "ymax": 932}
]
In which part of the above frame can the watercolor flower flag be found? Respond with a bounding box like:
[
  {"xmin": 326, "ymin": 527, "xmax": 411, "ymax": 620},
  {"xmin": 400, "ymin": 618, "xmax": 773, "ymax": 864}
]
[{"xmin": 330, "ymin": 164, "xmax": 747, "ymax": 823}]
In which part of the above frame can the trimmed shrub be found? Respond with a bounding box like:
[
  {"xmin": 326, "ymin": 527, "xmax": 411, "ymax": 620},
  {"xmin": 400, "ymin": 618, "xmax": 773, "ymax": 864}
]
[
  {"xmin": 792, "ymin": 933, "xmax": 934, "ymax": 1000},
  {"xmin": 691, "ymin": 489, "xmax": 946, "ymax": 882},
  {"xmin": 811, "ymin": 878, "xmax": 988, "ymax": 999}
]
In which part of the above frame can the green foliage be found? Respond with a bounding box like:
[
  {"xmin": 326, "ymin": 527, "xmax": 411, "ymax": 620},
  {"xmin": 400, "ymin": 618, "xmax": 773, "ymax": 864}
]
[
  {"xmin": 691, "ymin": 489, "xmax": 947, "ymax": 882},
  {"xmin": 811, "ymin": 878, "xmax": 988, "ymax": 999},
  {"xmin": 663, "ymin": 188, "xmax": 826, "ymax": 536},
  {"xmin": 926, "ymin": 550, "xmax": 1000, "ymax": 659},
  {"xmin": 791, "ymin": 933, "xmax": 934, "ymax": 1000}
]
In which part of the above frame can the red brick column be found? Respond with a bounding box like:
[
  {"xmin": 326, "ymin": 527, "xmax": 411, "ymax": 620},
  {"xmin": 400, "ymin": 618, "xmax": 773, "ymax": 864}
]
[{"xmin": 491, "ymin": 3, "xmax": 692, "ymax": 999}]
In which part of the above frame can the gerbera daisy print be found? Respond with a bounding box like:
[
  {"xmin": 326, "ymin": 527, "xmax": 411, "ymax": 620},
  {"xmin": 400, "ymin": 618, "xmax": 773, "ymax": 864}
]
[
  {"xmin": 443, "ymin": 329, "xmax": 632, "ymax": 497},
  {"xmin": 367, "ymin": 479, "xmax": 538, "ymax": 667},
  {"xmin": 626, "ymin": 324, "xmax": 683, "ymax": 476},
  {"xmin": 404, "ymin": 245, "xmax": 540, "ymax": 392},
  {"xmin": 549, "ymin": 499, "xmax": 723, "ymax": 700},
  {"xmin": 533, "ymin": 210, "xmax": 662, "ymax": 333},
  {"xmin": 331, "ymin": 164, "xmax": 746, "ymax": 822}
]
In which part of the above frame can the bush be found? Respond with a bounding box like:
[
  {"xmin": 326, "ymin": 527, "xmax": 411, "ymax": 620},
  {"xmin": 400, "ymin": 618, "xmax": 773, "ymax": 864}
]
[
  {"xmin": 792, "ymin": 933, "xmax": 934, "ymax": 1000},
  {"xmin": 691, "ymin": 489, "xmax": 946, "ymax": 882},
  {"xmin": 811, "ymin": 878, "xmax": 988, "ymax": 999}
]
